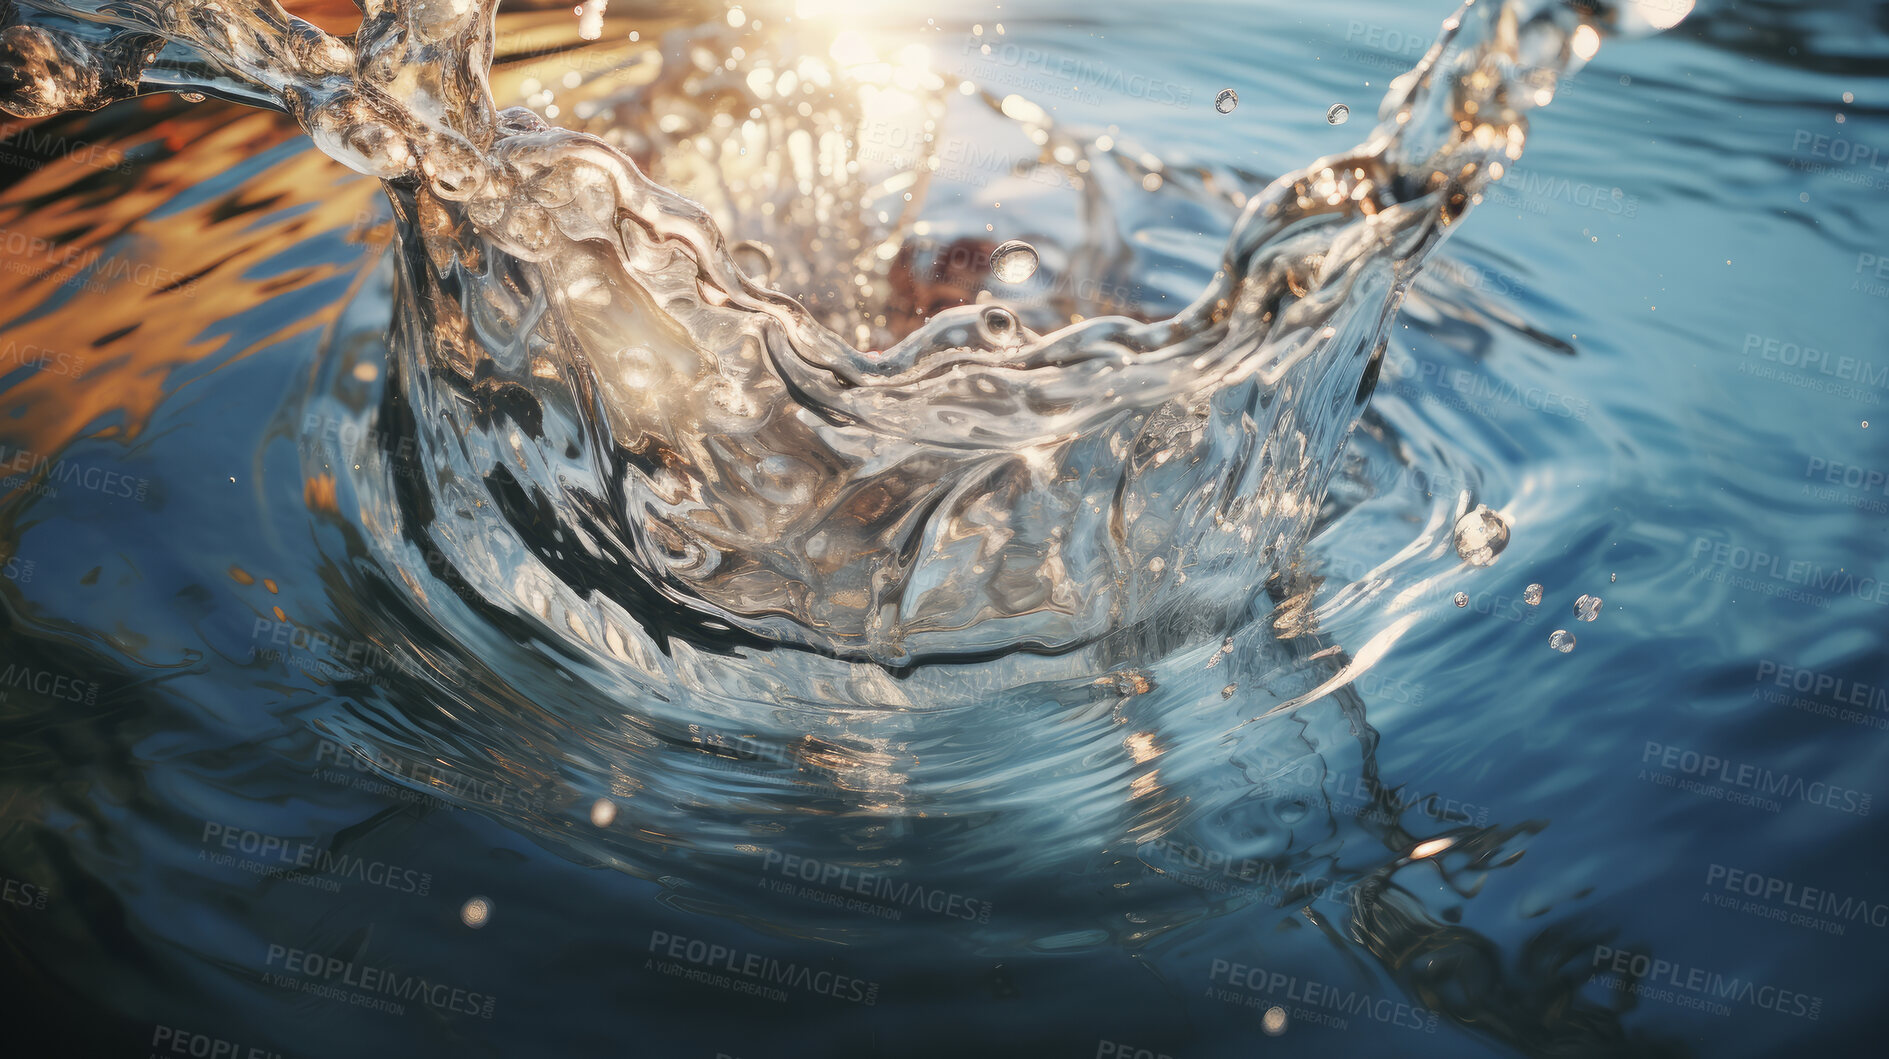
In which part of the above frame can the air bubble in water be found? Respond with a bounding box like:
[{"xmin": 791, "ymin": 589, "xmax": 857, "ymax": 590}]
[
  {"xmin": 1215, "ymin": 89, "xmax": 1239, "ymax": 114},
  {"xmin": 1549, "ymin": 630, "xmax": 1576, "ymax": 653},
  {"xmin": 1452, "ymin": 505, "xmax": 1510, "ymax": 567},
  {"xmin": 589, "ymin": 798, "xmax": 617, "ymax": 827},
  {"xmin": 1523, "ymin": 583, "xmax": 1543, "ymax": 606},
  {"xmin": 1453, "ymin": 591, "xmax": 1469, "ymax": 608},
  {"xmin": 978, "ymin": 306, "xmax": 1023, "ymax": 348},
  {"xmin": 989, "ymin": 240, "xmax": 1040, "ymax": 283},
  {"xmin": 1327, "ymin": 103, "xmax": 1350, "ymax": 124},
  {"xmin": 1574, "ymin": 594, "xmax": 1602, "ymax": 622},
  {"xmin": 461, "ymin": 896, "xmax": 492, "ymax": 928}
]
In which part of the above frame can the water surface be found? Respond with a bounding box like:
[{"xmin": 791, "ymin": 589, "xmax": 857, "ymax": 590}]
[{"xmin": 1, "ymin": 0, "xmax": 1885, "ymax": 1056}]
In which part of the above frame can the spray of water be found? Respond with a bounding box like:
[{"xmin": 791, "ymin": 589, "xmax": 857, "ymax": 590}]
[
  {"xmin": 1, "ymin": 10, "xmax": 1713, "ymax": 1049},
  {"xmin": 1, "ymin": 0, "xmax": 1661, "ymax": 669}
]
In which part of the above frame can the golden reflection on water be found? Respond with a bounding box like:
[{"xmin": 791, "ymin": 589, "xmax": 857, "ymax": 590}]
[{"xmin": 0, "ymin": 101, "xmax": 384, "ymax": 481}]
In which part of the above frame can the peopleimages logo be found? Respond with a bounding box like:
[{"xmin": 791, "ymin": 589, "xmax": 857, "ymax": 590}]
[
  {"xmin": 1755, "ymin": 661, "xmax": 1887, "ymax": 712},
  {"xmin": 1, "ymin": 340, "xmax": 86, "ymax": 379},
  {"xmin": 1485, "ymin": 169, "xmax": 1639, "ymax": 218},
  {"xmin": 860, "ymin": 131, "xmax": 1080, "ymax": 194},
  {"xmin": 0, "ymin": 663, "xmax": 100, "ymax": 705},
  {"xmin": 1138, "ymin": 837, "xmax": 1364, "ymax": 904},
  {"xmin": 1207, "ymin": 959, "xmax": 1439, "ymax": 1033},
  {"xmin": 687, "ymin": 732, "xmax": 844, "ymax": 798},
  {"xmin": 1803, "ymin": 456, "xmax": 1889, "ymax": 495},
  {"xmin": 0, "ymin": 441, "xmax": 151, "ymax": 502},
  {"xmin": 1247, "ymin": 754, "xmax": 1490, "ymax": 826},
  {"xmin": 250, "ymin": 616, "xmax": 442, "ymax": 684},
  {"xmin": 1350, "ymin": 670, "xmax": 1428, "ymax": 708},
  {"xmin": 1392, "ymin": 359, "xmax": 1591, "ymax": 421},
  {"xmin": 1590, "ymin": 946, "xmax": 1823, "ymax": 1021},
  {"xmin": 1854, "ymin": 252, "xmax": 1889, "ymax": 298},
  {"xmin": 1688, "ymin": 536, "xmax": 1889, "ymax": 608},
  {"xmin": 1640, "ymin": 741, "xmax": 1871, "ymax": 816},
  {"xmin": 955, "ymin": 31, "xmax": 1191, "ymax": 107},
  {"xmin": 312, "ymin": 737, "xmax": 547, "ymax": 813},
  {"xmin": 1422, "ymin": 256, "xmax": 1533, "ymax": 302},
  {"xmin": 0, "ymin": 121, "xmax": 135, "ymax": 174},
  {"xmin": 1791, "ymin": 130, "xmax": 1889, "ymax": 173},
  {"xmin": 148, "ymin": 1023, "xmax": 286, "ymax": 1059},
  {"xmin": 1704, "ymin": 863, "xmax": 1888, "ymax": 931},
  {"xmin": 200, "ymin": 821, "xmax": 433, "ymax": 896},
  {"xmin": 302, "ymin": 413, "xmax": 417, "ymax": 462},
  {"xmin": 758, "ymin": 850, "xmax": 993, "ymax": 923},
  {"xmin": 1341, "ymin": 20, "xmax": 1432, "ymax": 60},
  {"xmin": 264, "ymin": 944, "xmax": 496, "ymax": 1019},
  {"xmin": 1739, "ymin": 333, "xmax": 1889, "ymax": 396},
  {"xmin": 646, "ymin": 930, "xmax": 880, "ymax": 1005},
  {"xmin": 3, "ymin": 875, "xmax": 49, "ymax": 909},
  {"xmin": 0, "ymin": 229, "xmax": 197, "ymax": 295},
  {"xmin": 2, "ymin": 554, "xmax": 34, "ymax": 583},
  {"xmin": 1801, "ymin": 456, "xmax": 1889, "ymax": 513},
  {"xmin": 1095, "ymin": 1042, "xmax": 1174, "ymax": 1059},
  {"xmin": 1753, "ymin": 660, "xmax": 1889, "ymax": 730}
]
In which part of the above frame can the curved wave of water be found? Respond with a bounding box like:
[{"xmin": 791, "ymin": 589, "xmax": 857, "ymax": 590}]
[
  {"xmin": 0, "ymin": 2, "xmax": 1713, "ymax": 1053},
  {"xmin": 2, "ymin": 0, "xmax": 1652, "ymax": 665}
]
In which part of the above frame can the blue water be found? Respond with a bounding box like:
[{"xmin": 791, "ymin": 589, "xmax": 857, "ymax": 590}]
[{"xmin": 2, "ymin": 0, "xmax": 1886, "ymax": 1056}]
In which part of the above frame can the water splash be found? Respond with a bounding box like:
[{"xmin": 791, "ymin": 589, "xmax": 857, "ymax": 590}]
[
  {"xmin": 988, "ymin": 238, "xmax": 1039, "ymax": 284},
  {"xmin": 0, "ymin": 5, "xmax": 1706, "ymax": 1045},
  {"xmin": 1453, "ymin": 503, "xmax": 1511, "ymax": 565},
  {"xmin": 1, "ymin": 0, "xmax": 1644, "ymax": 669}
]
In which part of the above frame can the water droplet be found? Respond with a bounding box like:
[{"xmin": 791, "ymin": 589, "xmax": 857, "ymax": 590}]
[
  {"xmin": 1263, "ymin": 1006, "xmax": 1289, "ymax": 1036},
  {"xmin": 1549, "ymin": 630, "xmax": 1576, "ymax": 653},
  {"xmin": 1326, "ymin": 103, "xmax": 1350, "ymax": 124},
  {"xmin": 460, "ymin": 896, "xmax": 492, "ymax": 928},
  {"xmin": 1452, "ymin": 505, "xmax": 1510, "ymax": 566},
  {"xmin": 180, "ymin": 91, "xmax": 206, "ymax": 103},
  {"xmin": 590, "ymin": 798, "xmax": 617, "ymax": 827},
  {"xmin": 1215, "ymin": 89, "xmax": 1239, "ymax": 114},
  {"xmin": 989, "ymin": 239, "xmax": 1040, "ymax": 283},
  {"xmin": 1523, "ymin": 583, "xmax": 1543, "ymax": 606},
  {"xmin": 1453, "ymin": 591, "xmax": 1469, "ymax": 608},
  {"xmin": 1574, "ymin": 594, "xmax": 1602, "ymax": 622},
  {"xmin": 978, "ymin": 306, "xmax": 1024, "ymax": 348}
]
